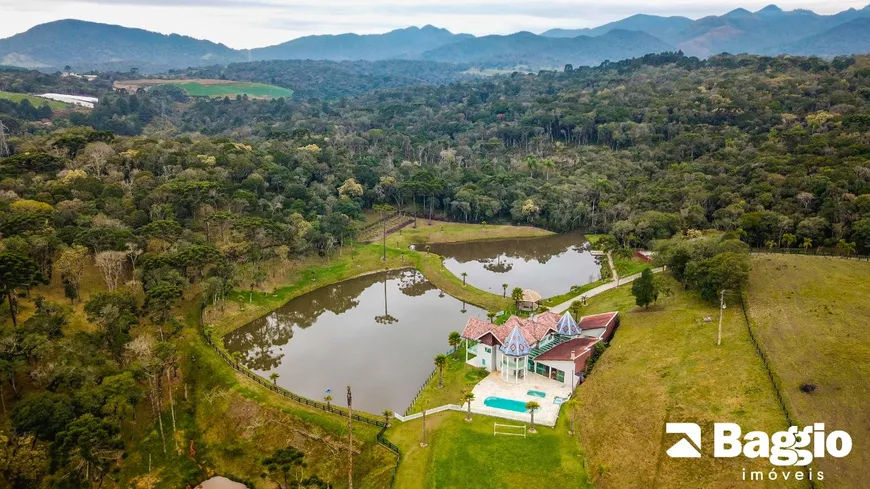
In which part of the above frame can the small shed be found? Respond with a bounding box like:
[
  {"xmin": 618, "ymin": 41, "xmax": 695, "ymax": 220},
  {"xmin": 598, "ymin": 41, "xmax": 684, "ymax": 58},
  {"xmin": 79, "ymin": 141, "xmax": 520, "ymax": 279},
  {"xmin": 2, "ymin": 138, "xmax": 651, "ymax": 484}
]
[{"xmin": 518, "ymin": 289, "xmax": 542, "ymax": 312}]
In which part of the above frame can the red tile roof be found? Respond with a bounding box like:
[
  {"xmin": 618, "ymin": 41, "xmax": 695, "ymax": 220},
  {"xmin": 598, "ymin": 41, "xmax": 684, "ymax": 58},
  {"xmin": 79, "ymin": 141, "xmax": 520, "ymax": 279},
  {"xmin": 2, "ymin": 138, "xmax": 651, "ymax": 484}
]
[
  {"xmin": 534, "ymin": 337, "xmax": 599, "ymax": 362},
  {"xmin": 578, "ymin": 312, "xmax": 618, "ymax": 330},
  {"xmin": 461, "ymin": 311, "xmax": 619, "ymax": 350}
]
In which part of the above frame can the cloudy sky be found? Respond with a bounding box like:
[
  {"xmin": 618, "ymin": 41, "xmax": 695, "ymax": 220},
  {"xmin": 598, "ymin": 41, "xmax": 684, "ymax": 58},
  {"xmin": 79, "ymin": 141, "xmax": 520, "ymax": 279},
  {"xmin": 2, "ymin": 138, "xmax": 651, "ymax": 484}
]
[{"xmin": 0, "ymin": 0, "xmax": 868, "ymax": 48}]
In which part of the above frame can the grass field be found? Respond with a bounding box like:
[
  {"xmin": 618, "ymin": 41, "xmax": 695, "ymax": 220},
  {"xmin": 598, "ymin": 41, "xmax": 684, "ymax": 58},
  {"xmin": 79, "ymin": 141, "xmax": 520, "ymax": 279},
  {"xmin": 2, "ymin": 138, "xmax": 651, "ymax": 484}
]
[
  {"xmin": 405, "ymin": 343, "xmax": 488, "ymax": 415},
  {"xmin": 174, "ymin": 81, "xmax": 293, "ymax": 99},
  {"xmin": 389, "ymin": 411, "xmax": 589, "ymax": 489},
  {"xmin": 573, "ymin": 278, "xmax": 801, "ymax": 488},
  {"xmin": 747, "ymin": 254, "xmax": 870, "ymax": 488},
  {"xmin": 0, "ymin": 90, "xmax": 71, "ymax": 110}
]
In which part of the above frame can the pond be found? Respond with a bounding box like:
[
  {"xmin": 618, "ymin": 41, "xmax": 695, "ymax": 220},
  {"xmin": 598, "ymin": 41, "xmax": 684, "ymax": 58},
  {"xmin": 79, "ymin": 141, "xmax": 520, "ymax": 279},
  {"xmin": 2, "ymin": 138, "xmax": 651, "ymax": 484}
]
[
  {"xmin": 224, "ymin": 269, "xmax": 486, "ymax": 413},
  {"xmin": 427, "ymin": 231, "xmax": 602, "ymax": 298}
]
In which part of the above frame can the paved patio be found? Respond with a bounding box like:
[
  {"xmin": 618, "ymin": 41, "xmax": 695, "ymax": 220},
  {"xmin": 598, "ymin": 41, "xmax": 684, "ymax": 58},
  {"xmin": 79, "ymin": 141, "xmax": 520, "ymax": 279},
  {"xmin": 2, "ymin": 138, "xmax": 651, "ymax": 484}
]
[{"xmin": 469, "ymin": 371, "xmax": 572, "ymax": 427}]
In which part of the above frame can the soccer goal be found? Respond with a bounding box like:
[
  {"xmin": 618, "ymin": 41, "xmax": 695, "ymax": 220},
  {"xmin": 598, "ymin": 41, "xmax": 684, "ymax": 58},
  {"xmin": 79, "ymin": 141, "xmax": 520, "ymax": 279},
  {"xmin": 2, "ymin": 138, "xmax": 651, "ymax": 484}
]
[{"xmin": 493, "ymin": 423, "xmax": 526, "ymax": 438}]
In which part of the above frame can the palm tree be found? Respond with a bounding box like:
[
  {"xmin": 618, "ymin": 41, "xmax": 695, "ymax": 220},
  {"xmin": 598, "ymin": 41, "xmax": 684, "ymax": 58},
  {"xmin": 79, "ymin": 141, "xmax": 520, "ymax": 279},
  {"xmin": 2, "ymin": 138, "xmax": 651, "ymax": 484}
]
[
  {"xmin": 511, "ymin": 287, "xmax": 524, "ymax": 311},
  {"xmin": 383, "ymin": 410, "xmax": 393, "ymax": 428},
  {"xmin": 782, "ymin": 233, "xmax": 796, "ymax": 252},
  {"xmin": 486, "ymin": 311, "xmax": 497, "ymax": 322},
  {"xmin": 525, "ymin": 401, "xmax": 540, "ymax": 433},
  {"xmin": 424, "ymin": 244, "xmax": 431, "ymax": 254},
  {"xmin": 461, "ymin": 272, "xmax": 468, "ymax": 286},
  {"xmin": 802, "ymin": 237, "xmax": 813, "ymax": 253},
  {"xmin": 448, "ymin": 331, "xmax": 461, "ymax": 359},
  {"xmin": 434, "ymin": 354, "xmax": 447, "ymax": 388},
  {"xmin": 502, "ymin": 283, "xmax": 508, "ymax": 298},
  {"xmin": 570, "ymin": 300, "xmax": 583, "ymax": 319},
  {"xmin": 463, "ymin": 392, "xmax": 475, "ymax": 421},
  {"xmin": 231, "ymin": 351, "xmax": 243, "ymax": 367},
  {"xmin": 765, "ymin": 240, "xmax": 776, "ymax": 251},
  {"xmin": 324, "ymin": 394, "xmax": 333, "ymax": 409},
  {"xmin": 269, "ymin": 372, "xmax": 279, "ymax": 385}
]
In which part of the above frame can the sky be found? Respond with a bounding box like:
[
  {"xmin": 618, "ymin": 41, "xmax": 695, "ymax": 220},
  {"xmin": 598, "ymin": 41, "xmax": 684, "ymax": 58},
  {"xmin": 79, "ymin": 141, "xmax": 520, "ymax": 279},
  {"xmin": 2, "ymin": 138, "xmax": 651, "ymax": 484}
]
[{"xmin": 0, "ymin": 0, "xmax": 868, "ymax": 49}]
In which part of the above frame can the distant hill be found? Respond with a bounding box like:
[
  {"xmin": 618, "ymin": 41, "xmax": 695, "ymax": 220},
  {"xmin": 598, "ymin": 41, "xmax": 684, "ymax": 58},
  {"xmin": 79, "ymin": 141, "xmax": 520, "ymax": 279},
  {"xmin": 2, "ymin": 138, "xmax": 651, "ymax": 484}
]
[
  {"xmin": 0, "ymin": 19, "xmax": 241, "ymax": 71},
  {"xmin": 250, "ymin": 25, "xmax": 472, "ymax": 61},
  {"xmin": 421, "ymin": 30, "xmax": 675, "ymax": 69},
  {"xmin": 542, "ymin": 14, "xmax": 693, "ymax": 45},
  {"xmin": 766, "ymin": 17, "xmax": 870, "ymax": 57}
]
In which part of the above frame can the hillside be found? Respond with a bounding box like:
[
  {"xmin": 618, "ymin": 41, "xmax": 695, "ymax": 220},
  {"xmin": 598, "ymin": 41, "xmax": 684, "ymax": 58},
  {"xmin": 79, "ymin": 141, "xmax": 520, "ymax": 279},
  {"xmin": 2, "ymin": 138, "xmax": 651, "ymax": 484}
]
[
  {"xmin": 0, "ymin": 19, "xmax": 241, "ymax": 71},
  {"xmin": 542, "ymin": 14, "xmax": 693, "ymax": 45},
  {"xmin": 747, "ymin": 255, "xmax": 870, "ymax": 488},
  {"xmin": 421, "ymin": 30, "xmax": 675, "ymax": 69},
  {"xmin": 766, "ymin": 18, "xmax": 870, "ymax": 57},
  {"xmin": 250, "ymin": 25, "xmax": 472, "ymax": 61}
]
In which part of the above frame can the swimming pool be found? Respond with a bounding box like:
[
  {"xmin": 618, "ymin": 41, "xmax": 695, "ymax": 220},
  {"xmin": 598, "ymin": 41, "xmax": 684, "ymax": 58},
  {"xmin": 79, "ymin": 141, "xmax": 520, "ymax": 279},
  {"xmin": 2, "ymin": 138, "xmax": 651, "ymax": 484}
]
[
  {"xmin": 527, "ymin": 390, "xmax": 546, "ymax": 398},
  {"xmin": 484, "ymin": 396, "xmax": 539, "ymax": 413}
]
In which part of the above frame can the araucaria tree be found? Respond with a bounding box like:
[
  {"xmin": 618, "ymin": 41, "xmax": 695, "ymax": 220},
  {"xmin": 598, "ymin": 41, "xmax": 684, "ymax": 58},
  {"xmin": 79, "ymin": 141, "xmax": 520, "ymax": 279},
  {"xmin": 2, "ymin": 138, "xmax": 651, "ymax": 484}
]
[
  {"xmin": 631, "ymin": 268, "xmax": 656, "ymax": 309},
  {"xmin": 0, "ymin": 252, "xmax": 43, "ymax": 327}
]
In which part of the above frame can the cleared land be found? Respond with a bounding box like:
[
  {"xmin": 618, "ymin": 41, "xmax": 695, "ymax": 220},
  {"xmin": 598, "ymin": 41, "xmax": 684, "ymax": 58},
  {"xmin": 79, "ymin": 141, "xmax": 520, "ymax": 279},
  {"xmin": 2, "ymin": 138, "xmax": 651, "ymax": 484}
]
[
  {"xmin": 573, "ymin": 278, "xmax": 801, "ymax": 488},
  {"xmin": 747, "ymin": 254, "xmax": 870, "ymax": 488},
  {"xmin": 113, "ymin": 79, "xmax": 293, "ymax": 99},
  {"xmin": 389, "ymin": 411, "xmax": 588, "ymax": 489},
  {"xmin": 0, "ymin": 90, "xmax": 71, "ymax": 110}
]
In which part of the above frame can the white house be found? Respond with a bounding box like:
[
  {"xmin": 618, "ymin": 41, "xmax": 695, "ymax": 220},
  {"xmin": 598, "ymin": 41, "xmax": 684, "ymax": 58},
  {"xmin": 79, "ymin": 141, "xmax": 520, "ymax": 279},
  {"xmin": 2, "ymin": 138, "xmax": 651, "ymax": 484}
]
[{"xmin": 461, "ymin": 310, "xmax": 619, "ymax": 388}]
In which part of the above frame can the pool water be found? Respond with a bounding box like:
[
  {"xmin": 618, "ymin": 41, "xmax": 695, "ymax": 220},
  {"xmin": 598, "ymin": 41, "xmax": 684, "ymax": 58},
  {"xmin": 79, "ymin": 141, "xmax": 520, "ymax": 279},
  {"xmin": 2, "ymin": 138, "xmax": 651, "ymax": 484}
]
[
  {"xmin": 484, "ymin": 396, "xmax": 539, "ymax": 413},
  {"xmin": 527, "ymin": 390, "xmax": 546, "ymax": 398}
]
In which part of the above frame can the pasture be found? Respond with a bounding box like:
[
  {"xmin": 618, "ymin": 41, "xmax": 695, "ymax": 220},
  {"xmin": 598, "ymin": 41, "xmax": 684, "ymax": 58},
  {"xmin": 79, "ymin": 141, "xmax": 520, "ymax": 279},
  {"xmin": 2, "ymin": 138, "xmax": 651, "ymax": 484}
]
[
  {"xmin": 114, "ymin": 79, "xmax": 292, "ymax": 99},
  {"xmin": 0, "ymin": 90, "xmax": 71, "ymax": 110}
]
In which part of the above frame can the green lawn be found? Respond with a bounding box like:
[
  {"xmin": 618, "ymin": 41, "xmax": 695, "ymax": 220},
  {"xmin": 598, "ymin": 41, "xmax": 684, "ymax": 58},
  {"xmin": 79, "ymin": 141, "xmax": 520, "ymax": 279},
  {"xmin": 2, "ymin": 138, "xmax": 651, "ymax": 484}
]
[
  {"xmin": 405, "ymin": 343, "xmax": 488, "ymax": 414},
  {"xmin": 173, "ymin": 81, "xmax": 293, "ymax": 99},
  {"xmin": 0, "ymin": 90, "xmax": 71, "ymax": 110},
  {"xmin": 747, "ymin": 255, "xmax": 870, "ymax": 489},
  {"xmin": 389, "ymin": 411, "xmax": 588, "ymax": 489},
  {"xmin": 573, "ymin": 277, "xmax": 800, "ymax": 488},
  {"xmin": 612, "ymin": 255, "xmax": 650, "ymax": 277}
]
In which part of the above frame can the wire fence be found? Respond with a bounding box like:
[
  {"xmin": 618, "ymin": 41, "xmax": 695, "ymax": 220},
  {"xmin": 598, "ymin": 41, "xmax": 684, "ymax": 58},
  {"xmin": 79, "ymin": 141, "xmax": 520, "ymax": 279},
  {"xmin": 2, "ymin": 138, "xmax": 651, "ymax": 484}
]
[
  {"xmin": 751, "ymin": 247, "xmax": 870, "ymax": 261},
  {"xmin": 197, "ymin": 305, "xmax": 404, "ymax": 486}
]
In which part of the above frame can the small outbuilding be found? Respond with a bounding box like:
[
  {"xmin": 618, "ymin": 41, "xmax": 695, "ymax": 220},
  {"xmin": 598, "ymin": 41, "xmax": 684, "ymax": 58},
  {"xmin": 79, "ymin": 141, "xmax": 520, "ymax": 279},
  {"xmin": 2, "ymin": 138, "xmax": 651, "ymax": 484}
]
[{"xmin": 518, "ymin": 289, "xmax": 542, "ymax": 311}]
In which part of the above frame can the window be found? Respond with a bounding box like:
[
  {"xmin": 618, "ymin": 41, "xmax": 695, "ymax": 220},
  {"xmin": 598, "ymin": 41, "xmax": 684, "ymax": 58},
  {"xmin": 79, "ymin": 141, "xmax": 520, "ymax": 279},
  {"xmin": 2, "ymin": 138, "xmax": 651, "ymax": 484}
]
[
  {"xmin": 482, "ymin": 359, "xmax": 486, "ymax": 366},
  {"xmin": 485, "ymin": 347, "xmax": 491, "ymax": 353}
]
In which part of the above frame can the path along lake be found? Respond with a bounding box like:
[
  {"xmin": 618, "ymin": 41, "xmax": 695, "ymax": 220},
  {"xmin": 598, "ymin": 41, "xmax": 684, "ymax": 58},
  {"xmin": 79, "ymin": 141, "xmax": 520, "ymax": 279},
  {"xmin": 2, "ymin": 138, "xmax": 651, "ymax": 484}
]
[
  {"xmin": 224, "ymin": 269, "xmax": 486, "ymax": 413},
  {"xmin": 427, "ymin": 231, "xmax": 601, "ymax": 298}
]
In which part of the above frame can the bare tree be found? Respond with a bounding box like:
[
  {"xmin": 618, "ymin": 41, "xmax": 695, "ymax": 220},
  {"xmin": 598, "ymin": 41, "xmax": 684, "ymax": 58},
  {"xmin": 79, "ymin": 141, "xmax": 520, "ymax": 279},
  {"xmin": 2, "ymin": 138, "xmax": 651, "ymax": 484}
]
[
  {"xmin": 95, "ymin": 250, "xmax": 127, "ymax": 291},
  {"xmin": 0, "ymin": 121, "xmax": 9, "ymax": 158}
]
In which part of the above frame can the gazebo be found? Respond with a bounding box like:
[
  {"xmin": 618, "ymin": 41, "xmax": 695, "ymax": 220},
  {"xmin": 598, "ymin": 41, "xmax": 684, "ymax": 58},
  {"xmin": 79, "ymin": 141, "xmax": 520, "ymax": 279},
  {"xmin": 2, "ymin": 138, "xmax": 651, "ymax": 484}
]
[{"xmin": 518, "ymin": 289, "xmax": 542, "ymax": 312}]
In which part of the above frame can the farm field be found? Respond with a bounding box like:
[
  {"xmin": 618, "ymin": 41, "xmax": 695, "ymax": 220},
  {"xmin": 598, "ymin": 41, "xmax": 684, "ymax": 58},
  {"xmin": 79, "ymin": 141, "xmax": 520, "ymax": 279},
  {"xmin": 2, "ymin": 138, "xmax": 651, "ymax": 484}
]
[
  {"xmin": 0, "ymin": 90, "xmax": 71, "ymax": 110},
  {"xmin": 113, "ymin": 78, "xmax": 292, "ymax": 99},
  {"xmin": 746, "ymin": 254, "xmax": 870, "ymax": 489},
  {"xmin": 572, "ymin": 278, "xmax": 800, "ymax": 488}
]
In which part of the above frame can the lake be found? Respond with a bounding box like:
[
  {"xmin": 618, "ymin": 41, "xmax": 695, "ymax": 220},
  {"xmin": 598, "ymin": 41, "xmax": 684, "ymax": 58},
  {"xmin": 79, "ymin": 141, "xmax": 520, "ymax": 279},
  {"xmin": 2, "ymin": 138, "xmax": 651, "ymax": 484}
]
[
  {"xmin": 224, "ymin": 269, "xmax": 486, "ymax": 413},
  {"xmin": 427, "ymin": 231, "xmax": 602, "ymax": 298}
]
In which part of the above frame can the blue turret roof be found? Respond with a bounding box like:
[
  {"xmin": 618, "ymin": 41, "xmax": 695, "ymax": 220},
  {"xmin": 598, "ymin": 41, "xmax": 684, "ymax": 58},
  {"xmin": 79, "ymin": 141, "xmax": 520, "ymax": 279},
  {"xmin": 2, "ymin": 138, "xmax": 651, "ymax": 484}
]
[
  {"xmin": 556, "ymin": 311, "xmax": 581, "ymax": 336},
  {"xmin": 500, "ymin": 325, "xmax": 531, "ymax": 357}
]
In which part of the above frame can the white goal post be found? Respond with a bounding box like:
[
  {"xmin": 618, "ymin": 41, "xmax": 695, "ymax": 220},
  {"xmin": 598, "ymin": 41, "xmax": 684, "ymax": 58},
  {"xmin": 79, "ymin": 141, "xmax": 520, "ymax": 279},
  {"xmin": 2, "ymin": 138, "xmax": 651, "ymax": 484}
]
[{"xmin": 493, "ymin": 423, "xmax": 526, "ymax": 438}]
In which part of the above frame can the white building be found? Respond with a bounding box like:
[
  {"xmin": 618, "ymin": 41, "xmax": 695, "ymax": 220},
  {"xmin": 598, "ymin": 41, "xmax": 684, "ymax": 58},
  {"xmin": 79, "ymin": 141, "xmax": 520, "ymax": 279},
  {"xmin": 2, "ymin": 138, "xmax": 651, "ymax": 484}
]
[
  {"xmin": 37, "ymin": 93, "xmax": 99, "ymax": 109},
  {"xmin": 461, "ymin": 310, "xmax": 619, "ymax": 389}
]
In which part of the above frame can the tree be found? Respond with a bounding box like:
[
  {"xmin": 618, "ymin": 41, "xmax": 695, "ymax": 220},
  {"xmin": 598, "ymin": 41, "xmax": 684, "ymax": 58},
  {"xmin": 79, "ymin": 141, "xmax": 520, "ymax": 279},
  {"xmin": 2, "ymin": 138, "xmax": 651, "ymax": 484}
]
[
  {"xmin": 0, "ymin": 252, "xmax": 43, "ymax": 327},
  {"xmin": 94, "ymin": 250, "xmax": 127, "ymax": 291},
  {"xmin": 461, "ymin": 272, "xmax": 468, "ymax": 286},
  {"xmin": 263, "ymin": 446, "xmax": 306, "ymax": 489},
  {"xmin": 463, "ymin": 392, "xmax": 475, "ymax": 421},
  {"xmin": 525, "ymin": 401, "xmax": 540, "ymax": 433},
  {"xmin": 55, "ymin": 245, "xmax": 88, "ymax": 302},
  {"xmin": 270, "ymin": 372, "xmax": 280, "ymax": 385},
  {"xmin": 836, "ymin": 239, "xmax": 856, "ymax": 258},
  {"xmin": 434, "ymin": 354, "xmax": 447, "ymax": 388},
  {"xmin": 51, "ymin": 414, "xmax": 123, "ymax": 485},
  {"xmin": 802, "ymin": 237, "xmax": 813, "ymax": 253},
  {"xmin": 502, "ymin": 283, "xmax": 508, "ymax": 298},
  {"xmin": 448, "ymin": 331, "xmax": 461, "ymax": 359},
  {"xmin": 323, "ymin": 394, "xmax": 332, "ymax": 409},
  {"xmin": 511, "ymin": 287, "xmax": 524, "ymax": 310},
  {"xmin": 383, "ymin": 409, "xmax": 393, "ymax": 428},
  {"xmin": 11, "ymin": 392, "xmax": 75, "ymax": 441},
  {"xmin": 630, "ymin": 268, "xmax": 656, "ymax": 309},
  {"xmin": 570, "ymin": 300, "xmax": 583, "ymax": 319},
  {"xmin": 782, "ymin": 233, "xmax": 796, "ymax": 251},
  {"xmin": 373, "ymin": 204, "xmax": 394, "ymax": 261}
]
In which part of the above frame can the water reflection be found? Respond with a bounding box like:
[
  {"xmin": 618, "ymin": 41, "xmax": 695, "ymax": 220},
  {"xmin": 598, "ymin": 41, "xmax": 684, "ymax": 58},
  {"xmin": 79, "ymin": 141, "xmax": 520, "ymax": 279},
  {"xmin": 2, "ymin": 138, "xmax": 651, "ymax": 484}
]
[
  {"xmin": 427, "ymin": 231, "xmax": 601, "ymax": 298},
  {"xmin": 224, "ymin": 269, "xmax": 486, "ymax": 413}
]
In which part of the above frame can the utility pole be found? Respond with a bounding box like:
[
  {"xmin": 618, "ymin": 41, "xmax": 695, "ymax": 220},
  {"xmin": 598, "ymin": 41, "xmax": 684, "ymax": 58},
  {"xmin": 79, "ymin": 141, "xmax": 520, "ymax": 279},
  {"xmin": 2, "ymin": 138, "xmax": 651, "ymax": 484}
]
[
  {"xmin": 347, "ymin": 385, "xmax": 353, "ymax": 489},
  {"xmin": 717, "ymin": 289, "xmax": 727, "ymax": 346},
  {"xmin": 0, "ymin": 120, "xmax": 10, "ymax": 158}
]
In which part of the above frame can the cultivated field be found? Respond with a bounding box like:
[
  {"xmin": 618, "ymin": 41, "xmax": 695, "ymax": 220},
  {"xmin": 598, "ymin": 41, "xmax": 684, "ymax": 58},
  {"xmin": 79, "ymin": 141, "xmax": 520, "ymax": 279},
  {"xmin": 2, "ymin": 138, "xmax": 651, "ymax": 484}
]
[
  {"xmin": 113, "ymin": 79, "xmax": 292, "ymax": 99},
  {"xmin": 574, "ymin": 279, "xmax": 801, "ymax": 488},
  {"xmin": 747, "ymin": 254, "xmax": 870, "ymax": 489},
  {"xmin": 0, "ymin": 90, "xmax": 71, "ymax": 110}
]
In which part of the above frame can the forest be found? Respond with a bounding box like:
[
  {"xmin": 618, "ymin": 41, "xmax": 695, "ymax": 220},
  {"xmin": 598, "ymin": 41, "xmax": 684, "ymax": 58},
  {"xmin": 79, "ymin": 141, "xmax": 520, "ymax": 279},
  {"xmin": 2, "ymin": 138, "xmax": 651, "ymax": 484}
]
[{"xmin": 1, "ymin": 51, "xmax": 870, "ymax": 486}]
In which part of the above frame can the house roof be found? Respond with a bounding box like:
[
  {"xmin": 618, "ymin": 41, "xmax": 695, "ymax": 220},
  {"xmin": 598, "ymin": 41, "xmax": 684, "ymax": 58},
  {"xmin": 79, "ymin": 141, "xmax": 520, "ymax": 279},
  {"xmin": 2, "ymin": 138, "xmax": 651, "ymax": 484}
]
[
  {"xmin": 578, "ymin": 312, "xmax": 618, "ymax": 330},
  {"xmin": 522, "ymin": 289, "xmax": 542, "ymax": 302},
  {"xmin": 534, "ymin": 337, "xmax": 599, "ymax": 362},
  {"xmin": 555, "ymin": 311, "xmax": 581, "ymax": 336},
  {"xmin": 500, "ymin": 325, "xmax": 532, "ymax": 357}
]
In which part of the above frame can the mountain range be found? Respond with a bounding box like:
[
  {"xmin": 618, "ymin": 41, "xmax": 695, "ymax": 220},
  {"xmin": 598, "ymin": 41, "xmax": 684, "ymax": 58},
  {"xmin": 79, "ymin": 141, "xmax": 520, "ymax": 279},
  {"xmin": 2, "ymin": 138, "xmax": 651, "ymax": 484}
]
[{"xmin": 1, "ymin": 4, "xmax": 870, "ymax": 73}]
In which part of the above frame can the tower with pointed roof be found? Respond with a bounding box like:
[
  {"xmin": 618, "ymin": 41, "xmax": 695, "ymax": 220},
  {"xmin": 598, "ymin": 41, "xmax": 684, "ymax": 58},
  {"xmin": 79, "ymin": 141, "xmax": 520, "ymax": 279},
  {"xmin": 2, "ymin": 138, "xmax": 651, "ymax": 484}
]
[
  {"xmin": 556, "ymin": 311, "xmax": 581, "ymax": 336},
  {"xmin": 499, "ymin": 325, "xmax": 530, "ymax": 383}
]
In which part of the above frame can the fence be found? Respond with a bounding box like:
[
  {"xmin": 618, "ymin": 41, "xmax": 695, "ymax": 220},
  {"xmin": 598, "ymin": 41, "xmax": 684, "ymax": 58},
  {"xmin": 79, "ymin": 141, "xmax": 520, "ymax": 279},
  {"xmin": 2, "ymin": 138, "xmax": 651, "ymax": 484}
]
[
  {"xmin": 402, "ymin": 346, "xmax": 456, "ymax": 416},
  {"xmin": 198, "ymin": 306, "xmax": 404, "ymax": 485},
  {"xmin": 752, "ymin": 247, "xmax": 870, "ymax": 261}
]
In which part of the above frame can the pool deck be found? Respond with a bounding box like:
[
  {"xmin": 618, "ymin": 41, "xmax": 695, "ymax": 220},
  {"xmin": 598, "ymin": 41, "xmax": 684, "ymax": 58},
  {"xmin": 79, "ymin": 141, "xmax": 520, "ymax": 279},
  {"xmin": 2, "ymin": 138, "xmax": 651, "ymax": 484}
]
[{"xmin": 469, "ymin": 372, "xmax": 572, "ymax": 427}]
